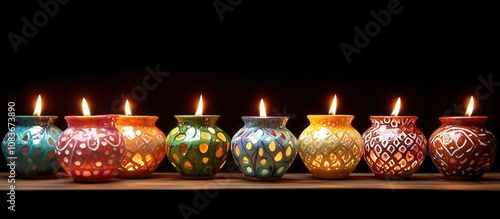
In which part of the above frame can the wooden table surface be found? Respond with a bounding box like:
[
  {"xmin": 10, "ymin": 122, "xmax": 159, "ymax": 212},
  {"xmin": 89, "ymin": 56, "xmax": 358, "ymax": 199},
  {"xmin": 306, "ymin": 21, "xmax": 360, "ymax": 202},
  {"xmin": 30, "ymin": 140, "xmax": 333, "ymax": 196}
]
[{"xmin": 2, "ymin": 172, "xmax": 500, "ymax": 191}]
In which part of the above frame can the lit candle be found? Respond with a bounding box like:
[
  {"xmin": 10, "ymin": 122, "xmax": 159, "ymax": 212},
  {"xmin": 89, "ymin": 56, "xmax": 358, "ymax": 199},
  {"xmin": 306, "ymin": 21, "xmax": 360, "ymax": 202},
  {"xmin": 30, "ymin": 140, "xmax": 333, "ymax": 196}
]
[
  {"xmin": 165, "ymin": 95, "xmax": 231, "ymax": 179},
  {"xmin": 259, "ymin": 98, "xmax": 266, "ymax": 117},
  {"xmin": 82, "ymin": 98, "xmax": 91, "ymax": 116},
  {"xmin": 114, "ymin": 100, "xmax": 166, "ymax": 179},
  {"xmin": 55, "ymin": 98, "xmax": 126, "ymax": 183},
  {"xmin": 362, "ymin": 97, "xmax": 427, "ymax": 180},
  {"xmin": 429, "ymin": 96, "xmax": 497, "ymax": 180},
  {"xmin": 231, "ymin": 98, "xmax": 298, "ymax": 181},
  {"xmin": 1, "ymin": 95, "xmax": 62, "ymax": 178},
  {"xmin": 297, "ymin": 95, "xmax": 364, "ymax": 179}
]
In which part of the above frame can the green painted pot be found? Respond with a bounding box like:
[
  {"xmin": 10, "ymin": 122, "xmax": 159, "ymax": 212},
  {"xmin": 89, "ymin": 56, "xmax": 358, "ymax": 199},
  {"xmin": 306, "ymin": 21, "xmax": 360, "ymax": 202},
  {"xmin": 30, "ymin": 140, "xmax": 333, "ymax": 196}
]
[{"xmin": 165, "ymin": 115, "xmax": 231, "ymax": 179}]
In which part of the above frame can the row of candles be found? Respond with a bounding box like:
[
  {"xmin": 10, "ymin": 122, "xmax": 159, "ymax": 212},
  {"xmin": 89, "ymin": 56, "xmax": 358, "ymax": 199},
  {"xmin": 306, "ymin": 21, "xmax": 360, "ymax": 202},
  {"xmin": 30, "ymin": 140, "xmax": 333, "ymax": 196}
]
[{"xmin": 1, "ymin": 94, "xmax": 496, "ymax": 183}]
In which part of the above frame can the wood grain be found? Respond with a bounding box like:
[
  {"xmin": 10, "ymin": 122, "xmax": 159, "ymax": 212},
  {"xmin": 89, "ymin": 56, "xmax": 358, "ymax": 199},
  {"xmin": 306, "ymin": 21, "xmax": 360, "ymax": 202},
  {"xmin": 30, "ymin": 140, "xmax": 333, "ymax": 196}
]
[{"xmin": 2, "ymin": 172, "xmax": 500, "ymax": 191}]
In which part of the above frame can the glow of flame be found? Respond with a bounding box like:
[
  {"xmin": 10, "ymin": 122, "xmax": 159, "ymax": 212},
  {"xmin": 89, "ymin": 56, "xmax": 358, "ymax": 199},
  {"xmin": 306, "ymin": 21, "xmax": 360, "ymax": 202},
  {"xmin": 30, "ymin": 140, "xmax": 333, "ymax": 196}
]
[
  {"xmin": 328, "ymin": 95, "xmax": 337, "ymax": 115},
  {"xmin": 82, "ymin": 98, "xmax": 91, "ymax": 116},
  {"xmin": 465, "ymin": 96, "xmax": 474, "ymax": 117},
  {"xmin": 195, "ymin": 95, "xmax": 203, "ymax": 116},
  {"xmin": 391, "ymin": 97, "xmax": 401, "ymax": 116},
  {"xmin": 259, "ymin": 99, "xmax": 267, "ymax": 117},
  {"xmin": 125, "ymin": 99, "xmax": 132, "ymax": 116},
  {"xmin": 33, "ymin": 94, "xmax": 42, "ymax": 116}
]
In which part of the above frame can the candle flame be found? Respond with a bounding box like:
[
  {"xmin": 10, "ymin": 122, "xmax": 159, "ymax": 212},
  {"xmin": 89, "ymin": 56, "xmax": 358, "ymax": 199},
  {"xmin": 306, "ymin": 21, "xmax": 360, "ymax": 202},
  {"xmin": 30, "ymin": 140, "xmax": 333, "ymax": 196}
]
[
  {"xmin": 82, "ymin": 98, "xmax": 91, "ymax": 116},
  {"xmin": 465, "ymin": 96, "xmax": 474, "ymax": 117},
  {"xmin": 33, "ymin": 94, "xmax": 42, "ymax": 116},
  {"xmin": 328, "ymin": 95, "xmax": 337, "ymax": 115},
  {"xmin": 259, "ymin": 99, "xmax": 267, "ymax": 117},
  {"xmin": 391, "ymin": 97, "xmax": 401, "ymax": 116},
  {"xmin": 125, "ymin": 99, "xmax": 132, "ymax": 116},
  {"xmin": 195, "ymin": 95, "xmax": 203, "ymax": 116}
]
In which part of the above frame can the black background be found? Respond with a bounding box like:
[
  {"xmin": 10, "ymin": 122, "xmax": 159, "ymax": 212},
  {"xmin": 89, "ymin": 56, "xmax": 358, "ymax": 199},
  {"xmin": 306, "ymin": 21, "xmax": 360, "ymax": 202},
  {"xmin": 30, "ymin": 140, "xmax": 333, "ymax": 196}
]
[{"xmin": 1, "ymin": 0, "xmax": 499, "ymax": 174}]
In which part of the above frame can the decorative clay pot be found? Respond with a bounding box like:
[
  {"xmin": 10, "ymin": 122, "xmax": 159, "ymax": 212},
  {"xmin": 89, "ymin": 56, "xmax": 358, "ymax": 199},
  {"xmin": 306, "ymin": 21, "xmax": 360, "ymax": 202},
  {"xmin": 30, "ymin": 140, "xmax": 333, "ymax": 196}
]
[
  {"xmin": 115, "ymin": 115, "xmax": 166, "ymax": 178},
  {"xmin": 55, "ymin": 114, "xmax": 126, "ymax": 183},
  {"xmin": 298, "ymin": 115, "xmax": 364, "ymax": 179},
  {"xmin": 1, "ymin": 116, "xmax": 62, "ymax": 178},
  {"xmin": 428, "ymin": 116, "xmax": 496, "ymax": 180},
  {"xmin": 231, "ymin": 116, "xmax": 298, "ymax": 181},
  {"xmin": 362, "ymin": 116, "xmax": 427, "ymax": 180},
  {"xmin": 165, "ymin": 115, "xmax": 231, "ymax": 179}
]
